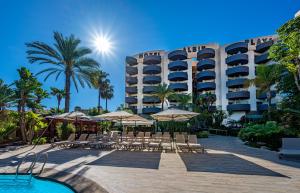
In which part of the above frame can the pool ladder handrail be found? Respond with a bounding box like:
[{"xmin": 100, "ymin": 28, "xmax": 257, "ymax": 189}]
[
  {"xmin": 15, "ymin": 152, "xmax": 37, "ymax": 183},
  {"xmin": 35, "ymin": 152, "xmax": 48, "ymax": 176},
  {"xmin": 15, "ymin": 152, "xmax": 48, "ymax": 183}
]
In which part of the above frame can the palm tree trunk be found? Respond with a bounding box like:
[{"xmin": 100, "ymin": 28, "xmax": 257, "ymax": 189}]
[
  {"xmin": 64, "ymin": 70, "xmax": 71, "ymax": 113},
  {"xmin": 105, "ymin": 98, "xmax": 108, "ymax": 111},
  {"xmin": 57, "ymin": 97, "xmax": 61, "ymax": 112},
  {"xmin": 98, "ymin": 88, "xmax": 101, "ymax": 113},
  {"xmin": 161, "ymin": 99, "xmax": 164, "ymax": 111},
  {"xmin": 19, "ymin": 92, "xmax": 27, "ymax": 143}
]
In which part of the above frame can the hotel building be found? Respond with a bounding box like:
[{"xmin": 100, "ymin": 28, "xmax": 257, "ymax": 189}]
[{"xmin": 125, "ymin": 35, "xmax": 279, "ymax": 120}]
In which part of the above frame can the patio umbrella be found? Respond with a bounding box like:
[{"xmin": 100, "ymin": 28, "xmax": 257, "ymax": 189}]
[
  {"xmin": 46, "ymin": 111, "xmax": 91, "ymax": 120},
  {"xmin": 151, "ymin": 108, "xmax": 199, "ymax": 122},
  {"xmin": 151, "ymin": 108, "xmax": 199, "ymax": 134},
  {"xmin": 93, "ymin": 111, "xmax": 149, "ymax": 132}
]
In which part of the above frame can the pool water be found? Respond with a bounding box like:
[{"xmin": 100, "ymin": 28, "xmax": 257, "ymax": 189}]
[{"xmin": 0, "ymin": 175, "xmax": 75, "ymax": 193}]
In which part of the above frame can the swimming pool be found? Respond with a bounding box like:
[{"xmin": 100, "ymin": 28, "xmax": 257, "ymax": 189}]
[{"xmin": 0, "ymin": 174, "xmax": 75, "ymax": 193}]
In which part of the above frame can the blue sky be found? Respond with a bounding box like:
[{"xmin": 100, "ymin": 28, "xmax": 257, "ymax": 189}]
[{"xmin": 0, "ymin": 0, "xmax": 299, "ymax": 111}]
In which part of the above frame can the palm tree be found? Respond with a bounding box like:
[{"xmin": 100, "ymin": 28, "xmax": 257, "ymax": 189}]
[
  {"xmin": 14, "ymin": 67, "xmax": 43, "ymax": 142},
  {"xmin": 0, "ymin": 79, "xmax": 14, "ymax": 112},
  {"xmin": 90, "ymin": 70, "xmax": 109, "ymax": 113},
  {"xmin": 169, "ymin": 93, "xmax": 191, "ymax": 110},
  {"xmin": 26, "ymin": 31, "xmax": 100, "ymax": 112},
  {"xmin": 195, "ymin": 92, "xmax": 216, "ymax": 112},
  {"xmin": 50, "ymin": 87, "xmax": 65, "ymax": 112},
  {"xmin": 244, "ymin": 65, "xmax": 280, "ymax": 120},
  {"xmin": 101, "ymin": 80, "xmax": 114, "ymax": 111},
  {"xmin": 154, "ymin": 83, "xmax": 174, "ymax": 110}
]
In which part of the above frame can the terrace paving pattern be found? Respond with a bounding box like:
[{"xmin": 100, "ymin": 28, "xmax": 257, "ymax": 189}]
[{"xmin": 1, "ymin": 135, "xmax": 300, "ymax": 193}]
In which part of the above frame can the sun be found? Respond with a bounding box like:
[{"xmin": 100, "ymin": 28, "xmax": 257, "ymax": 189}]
[{"xmin": 93, "ymin": 35, "xmax": 113, "ymax": 55}]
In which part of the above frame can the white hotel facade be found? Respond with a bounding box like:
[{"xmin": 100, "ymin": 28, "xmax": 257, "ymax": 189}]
[{"xmin": 125, "ymin": 35, "xmax": 278, "ymax": 120}]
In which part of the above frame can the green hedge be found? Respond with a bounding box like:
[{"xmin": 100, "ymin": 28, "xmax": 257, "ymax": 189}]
[
  {"xmin": 238, "ymin": 121, "xmax": 298, "ymax": 150},
  {"xmin": 196, "ymin": 131, "xmax": 209, "ymax": 138}
]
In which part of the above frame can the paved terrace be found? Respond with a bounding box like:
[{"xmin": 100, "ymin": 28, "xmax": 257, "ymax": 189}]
[{"xmin": 1, "ymin": 136, "xmax": 300, "ymax": 193}]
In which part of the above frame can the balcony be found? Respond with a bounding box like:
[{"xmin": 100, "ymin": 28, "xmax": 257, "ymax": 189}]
[
  {"xmin": 226, "ymin": 66, "xmax": 249, "ymax": 77},
  {"xmin": 126, "ymin": 76, "xmax": 138, "ymax": 85},
  {"xmin": 225, "ymin": 53, "xmax": 248, "ymax": 66},
  {"xmin": 227, "ymin": 91, "xmax": 250, "ymax": 100},
  {"xmin": 143, "ymin": 76, "xmax": 161, "ymax": 84},
  {"xmin": 255, "ymin": 40, "xmax": 274, "ymax": 53},
  {"xmin": 197, "ymin": 48, "xmax": 215, "ymax": 60},
  {"xmin": 143, "ymin": 96, "xmax": 160, "ymax": 104},
  {"xmin": 143, "ymin": 55, "xmax": 161, "ymax": 65},
  {"xmin": 142, "ymin": 107, "xmax": 161, "ymax": 114},
  {"xmin": 226, "ymin": 78, "xmax": 247, "ymax": 88},
  {"xmin": 125, "ymin": 86, "xmax": 137, "ymax": 94},
  {"xmin": 169, "ymin": 83, "xmax": 188, "ymax": 91},
  {"xmin": 227, "ymin": 104, "xmax": 250, "ymax": 111},
  {"xmin": 125, "ymin": 97, "xmax": 137, "ymax": 104},
  {"xmin": 257, "ymin": 91, "xmax": 276, "ymax": 100},
  {"xmin": 197, "ymin": 59, "xmax": 215, "ymax": 70},
  {"xmin": 168, "ymin": 50, "xmax": 187, "ymax": 61},
  {"xmin": 196, "ymin": 71, "xmax": 215, "ymax": 81},
  {"xmin": 126, "ymin": 66, "xmax": 138, "ymax": 75},
  {"xmin": 225, "ymin": 42, "xmax": 248, "ymax": 55},
  {"xmin": 197, "ymin": 82, "xmax": 216, "ymax": 91},
  {"xmin": 255, "ymin": 53, "xmax": 271, "ymax": 64},
  {"xmin": 126, "ymin": 56, "xmax": 138, "ymax": 66},
  {"xmin": 168, "ymin": 72, "xmax": 188, "ymax": 81},
  {"xmin": 143, "ymin": 86, "xmax": 157, "ymax": 94},
  {"xmin": 257, "ymin": 104, "xmax": 268, "ymax": 111},
  {"xmin": 257, "ymin": 104, "xmax": 276, "ymax": 111},
  {"xmin": 168, "ymin": 61, "xmax": 188, "ymax": 71},
  {"xmin": 143, "ymin": 65, "xmax": 161, "ymax": 74}
]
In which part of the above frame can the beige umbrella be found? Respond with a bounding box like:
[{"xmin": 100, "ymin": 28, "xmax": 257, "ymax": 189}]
[
  {"xmin": 151, "ymin": 108, "xmax": 199, "ymax": 121},
  {"xmin": 151, "ymin": 108, "xmax": 199, "ymax": 134},
  {"xmin": 93, "ymin": 111, "xmax": 150, "ymax": 131},
  {"xmin": 114, "ymin": 120, "xmax": 154, "ymax": 126},
  {"xmin": 54, "ymin": 111, "xmax": 91, "ymax": 120}
]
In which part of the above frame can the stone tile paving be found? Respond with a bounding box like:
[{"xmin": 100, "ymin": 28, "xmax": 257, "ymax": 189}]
[{"xmin": 1, "ymin": 135, "xmax": 300, "ymax": 193}]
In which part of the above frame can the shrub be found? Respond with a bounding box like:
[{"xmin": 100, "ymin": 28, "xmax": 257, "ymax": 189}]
[
  {"xmin": 56, "ymin": 123, "xmax": 76, "ymax": 140},
  {"xmin": 196, "ymin": 131, "xmax": 209, "ymax": 138},
  {"xmin": 32, "ymin": 137, "xmax": 47, "ymax": 145},
  {"xmin": 238, "ymin": 121, "xmax": 298, "ymax": 150}
]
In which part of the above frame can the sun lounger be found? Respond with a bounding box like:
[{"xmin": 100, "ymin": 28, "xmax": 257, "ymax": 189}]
[
  {"xmin": 68, "ymin": 134, "xmax": 88, "ymax": 147},
  {"xmin": 187, "ymin": 135, "xmax": 204, "ymax": 153},
  {"xmin": 52, "ymin": 133, "xmax": 75, "ymax": 148},
  {"xmin": 279, "ymin": 138, "xmax": 300, "ymax": 159},
  {"xmin": 161, "ymin": 135, "xmax": 173, "ymax": 151},
  {"xmin": 176, "ymin": 134, "xmax": 189, "ymax": 151},
  {"xmin": 131, "ymin": 137, "xmax": 143, "ymax": 150},
  {"xmin": 148, "ymin": 137, "xmax": 161, "ymax": 151}
]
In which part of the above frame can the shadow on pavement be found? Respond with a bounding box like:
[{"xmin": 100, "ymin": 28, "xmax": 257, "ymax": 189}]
[
  {"xmin": 179, "ymin": 153, "xmax": 288, "ymax": 178},
  {"xmin": 87, "ymin": 151, "xmax": 161, "ymax": 169}
]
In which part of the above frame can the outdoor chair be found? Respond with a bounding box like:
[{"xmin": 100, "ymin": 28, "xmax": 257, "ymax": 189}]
[
  {"xmin": 68, "ymin": 134, "xmax": 88, "ymax": 147},
  {"xmin": 136, "ymin": 132, "xmax": 144, "ymax": 138},
  {"xmin": 118, "ymin": 135, "xmax": 133, "ymax": 150},
  {"xmin": 161, "ymin": 135, "xmax": 173, "ymax": 152},
  {"xmin": 163, "ymin": 132, "xmax": 170, "ymax": 138},
  {"xmin": 175, "ymin": 134, "xmax": 189, "ymax": 151},
  {"xmin": 148, "ymin": 137, "xmax": 161, "ymax": 151},
  {"xmin": 279, "ymin": 138, "xmax": 300, "ymax": 159},
  {"xmin": 187, "ymin": 135, "xmax": 204, "ymax": 153},
  {"xmin": 130, "ymin": 137, "xmax": 144, "ymax": 150},
  {"xmin": 144, "ymin": 132, "xmax": 151, "ymax": 139},
  {"xmin": 52, "ymin": 133, "xmax": 75, "ymax": 148},
  {"xmin": 127, "ymin": 131, "xmax": 134, "ymax": 137},
  {"xmin": 155, "ymin": 132, "xmax": 162, "ymax": 139},
  {"xmin": 173, "ymin": 132, "xmax": 180, "ymax": 140}
]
